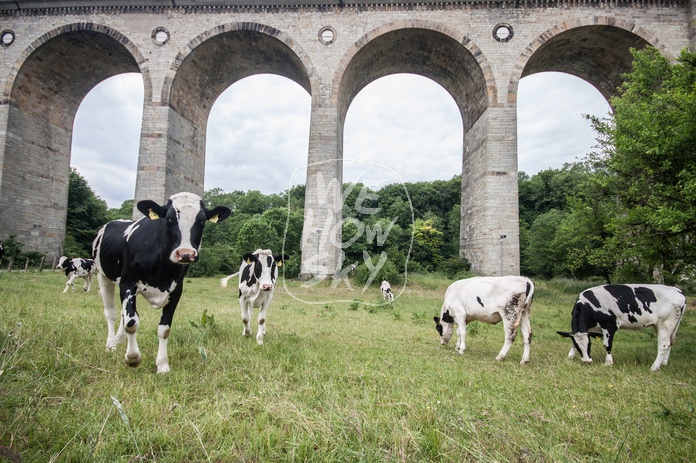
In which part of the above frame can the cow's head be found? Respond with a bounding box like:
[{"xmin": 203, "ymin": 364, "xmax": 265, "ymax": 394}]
[
  {"xmin": 56, "ymin": 256, "xmax": 69, "ymax": 269},
  {"xmin": 137, "ymin": 192, "xmax": 231, "ymax": 265},
  {"xmin": 242, "ymin": 250, "xmax": 289, "ymax": 291},
  {"xmin": 434, "ymin": 309, "xmax": 455, "ymax": 345},
  {"xmin": 557, "ymin": 331, "xmax": 598, "ymax": 363}
]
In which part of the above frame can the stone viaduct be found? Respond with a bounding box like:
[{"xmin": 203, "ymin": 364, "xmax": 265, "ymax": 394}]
[{"xmin": 0, "ymin": 0, "xmax": 694, "ymax": 277}]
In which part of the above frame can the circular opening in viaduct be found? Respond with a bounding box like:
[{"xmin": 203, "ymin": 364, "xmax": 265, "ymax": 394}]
[
  {"xmin": 152, "ymin": 27, "xmax": 170, "ymax": 46},
  {"xmin": 493, "ymin": 24, "xmax": 514, "ymax": 43},
  {"xmin": 1, "ymin": 30, "xmax": 15, "ymax": 47},
  {"xmin": 318, "ymin": 26, "xmax": 336, "ymax": 45}
]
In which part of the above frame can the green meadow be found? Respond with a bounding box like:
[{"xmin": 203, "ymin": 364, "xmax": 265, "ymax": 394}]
[{"xmin": 1, "ymin": 271, "xmax": 694, "ymax": 462}]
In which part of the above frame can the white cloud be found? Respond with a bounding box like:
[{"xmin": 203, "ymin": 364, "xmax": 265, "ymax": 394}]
[{"xmin": 70, "ymin": 71, "xmax": 611, "ymax": 208}]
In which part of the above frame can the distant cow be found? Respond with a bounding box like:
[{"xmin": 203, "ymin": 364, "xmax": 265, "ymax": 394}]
[
  {"xmin": 381, "ymin": 280, "xmax": 394, "ymax": 301},
  {"xmin": 557, "ymin": 284, "xmax": 686, "ymax": 371},
  {"xmin": 434, "ymin": 276, "xmax": 535, "ymax": 364},
  {"xmin": 0, "ymin": 240, "xmax": 3, "ymax": 263},
  {"xmin": 93, "ymin": 192, "xmax": 231, "ymax": 373},
  {"xmin": 56, "ymin": 256, "xmax": 95, "ymax": 293},
  {"xmin": 221, "ymin": 249, "xmax": 288, "ymax": 345}
]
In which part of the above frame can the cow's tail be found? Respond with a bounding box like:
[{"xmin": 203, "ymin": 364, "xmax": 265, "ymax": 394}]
[
  {"xmin": 524, "ymin": 280, "xmax": 535, "ymax": 311},
  {"xmin": 220, "ymin": 272, "xmax": 240, "ymax": 288}
]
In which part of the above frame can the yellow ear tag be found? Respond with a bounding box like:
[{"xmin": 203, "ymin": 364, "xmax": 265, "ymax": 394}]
[
  {"xmin": 148, "ymin": 209, "xmax": 160, "ymax": 220},
  {"xmin": 277, "ymin": 261, "xmax": 283, "ymax": 267},
  {"xmin": 208, "ymin": 214, "xmax": 219, "ymax": 223},
  {"xmin": 246, "ymin": 259, "xmax": 251, "ymax": 265}
]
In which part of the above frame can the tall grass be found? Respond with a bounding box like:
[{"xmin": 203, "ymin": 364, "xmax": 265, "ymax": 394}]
[{"xmin": 1, "ymin": 271, "xmax": 694, "ymax": 462}]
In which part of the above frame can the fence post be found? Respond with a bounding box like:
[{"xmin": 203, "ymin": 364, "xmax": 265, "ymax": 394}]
[
  {"xmin": 24, "ymin": 258, "xmax": 30, "ymax": 271},
  {"xmin": 7, "ymin": 257, "xmax": 13, "ymax": 272},
  {"xmin": 52, "ymin": 256, "xmax": 57, "ymax": 271},
  {"xmin": 39, "ymin": 256, "xmax": 46, "ymax": 272}
]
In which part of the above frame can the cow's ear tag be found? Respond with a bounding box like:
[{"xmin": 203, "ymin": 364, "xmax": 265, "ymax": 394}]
[
  {"xmin": 148, "ymin": 209, "xmax": 160, "ymax": 220},
  {"xmin": 277, "ymin": 261, "xmax": 282, "ymax": 267},
  {"xmin": 246, "ymin": 259, "xmax": 251, "ymax": 265},
  {"xmin": 208, "ymin": 214, "xmax": 219, "ymax": 223}
]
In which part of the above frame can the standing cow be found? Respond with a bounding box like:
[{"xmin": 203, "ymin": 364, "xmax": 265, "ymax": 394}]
[
  {"xmin": 92, "ymin": 192, "xmax": 231, "ymax": 373},
  {"xmin": 221, "ymin": 249, "xmax": 288, "ymax": 345},
  {"xmin": 434, "ymin": 276, "xmax": 535, "ymax": 365},
  {"xmin": 56, "ymin": 256, "xmax": 95, "ymax": 293},
  {"xmin": 381, "ymin": 280, "xmax": 394, "ymax": 301},
  {"xmin": 557, "ymin": 284, "xmax": 686, "ymax": 371}
]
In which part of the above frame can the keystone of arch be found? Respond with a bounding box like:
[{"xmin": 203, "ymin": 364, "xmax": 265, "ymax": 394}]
[
  {"xmin": 507, "ymin": 17, "xmax": 670, "ymax": 105},
  {"xmin": 160, "ymin": 22, "xmax": 317, "ymax": 107},
  {"xmin": 2, "ymin": 22, "xmax": 151, "ymax": 106}
]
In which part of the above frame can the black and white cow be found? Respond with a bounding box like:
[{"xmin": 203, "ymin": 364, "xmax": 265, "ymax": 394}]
[
  {"xmin": 0, "ymin": 240, "xmax": 3, "ymax": 263},
  {"xmin": 56, "ymin": 256, "xmax": 95, "ymax": 293},
  {"xmin": 220, "ymin": 249, "xmax": 288, "ymax": 345},
  {"xmin": 92, "ymin": 192, "xmax": 231, "ymax": 374},
  {"xmin": 381, "ymin": 280, "xmax": 394, "ymax": 301},
  {"xmin": 434, "ymin": 276, "xmax": 535, "ymax": 364},
  {"xmin": 557, "ymin": 284, "xmax": 686, "ymax": 371}
]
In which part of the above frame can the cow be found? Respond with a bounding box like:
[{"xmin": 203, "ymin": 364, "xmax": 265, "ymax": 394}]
[
  {"xmin": 92, "ymin": 192, "xmax": 231, "ymax": 374},
  {"xmin": 434, "ymin": 276, "xmax": 535, "ymax": 365},
  {"xmin": 220, "ymin": 249, "xmax": 288, "ymax": 345},
  {"xmin": 56, "ymin": 256, "xmax": 95, "ymax": 293},
  {"xmin": 557, "ymin": 284, "xmax": 686, "ymax": 371},
  {"xmin": 0, "ymin": 240, "xmax": 3, "ymax": 263},
  {"xmin": 381, "ymin": 280, "xmax": 394, "ymax": 301}
]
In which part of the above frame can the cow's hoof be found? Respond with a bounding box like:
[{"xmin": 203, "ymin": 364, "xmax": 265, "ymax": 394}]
[
  {"xmin": 125, "ymin": 353, "xmax": 142, "ymax": 367},
  {"xmin": 495, "ymin": 355, "xmax": 505, "ymax": 361},
  {"xmin": 156, "ymin": 364, "xmax": 171, "ymax": 374},
  {"xmin": 256, "ymin": 338, "xmax": 264, "ymax": 346},
  {"xmin": 520, "ymin": 359, "xmax": 530, "ymax": 365},
  {"xmin": 105, "ymin": 343, "xmax": 117, "ymax": 352}
]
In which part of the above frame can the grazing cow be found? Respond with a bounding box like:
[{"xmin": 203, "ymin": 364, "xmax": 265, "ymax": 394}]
[
  {"xmin": 434, "ymin": 276, "xmax": 535, "ymax": 365},
  {"xmin": 557, "ymin": 284, "xmax": 686, "ymax": 371},
  {"xmin": 56, "ymin": 256, "xmax": 95, "ymax": 293},
  {"xmin": 381, "ymin": 280, "xmax": 394, "ymax": 301},
  {"xmin": 92, "ymin": 192, "xmax": 231, "ymax": 373},
  {"xmin": 220, "ymin": 249, "xmax": 288, "ymax": 345}
]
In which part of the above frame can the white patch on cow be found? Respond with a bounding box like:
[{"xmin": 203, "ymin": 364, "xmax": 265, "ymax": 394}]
[
  {"xmin": 123, "ymin": 220, "xmax": 143, "ymax": 241},
  {"xmin": 168, "ymin": 192, "xmax": 203, "ymax": 263},
  {"xmin": 137, "ymin": 280, "xmax": 177, "ymax": 309}
]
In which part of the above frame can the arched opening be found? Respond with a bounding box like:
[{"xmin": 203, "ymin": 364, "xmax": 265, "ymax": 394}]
[
  {"xmin": 71, "ymin": 73, "xmax": 143, "ymax": 209},
  {"xmin": 0, "ymin": 27, "xmax": 143, "ymax": 257},
  {"xmin": 205, "ymin": 74, "xmax": 310, "ymax": 194},
  {"xmin": 343, "ymin": 73, "xmax": 462, "ymax": 186},
  {"xmin": 517, "ymin": 72, "xmax": 611, "ymax": 175}
]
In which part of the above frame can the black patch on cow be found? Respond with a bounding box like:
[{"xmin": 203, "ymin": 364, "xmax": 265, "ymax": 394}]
[
  {"xmin": 239, "ymin": 289, "xmax": 242, "ymax": 299},
  {"xmin": 477, "ymin": 297, "xmax": 484, "ymax": 307},
  {"xmin": 634, "ymin": 287, "xmax": 657, "ymax": 314},
  {"xmin": 127, "ymin": 319, "xmax": 136, "ymax": 328},
  {"xmin": 80, "ymin": 259, "xmax": 94, "ymax": 271},
  {"xmin": 525, "ymin": 281, "xmax": 532, "ymax": 298},
  {"xmin": 241, "ymin": 264, "xmax": 256, "ymax": 287},
  {"xmin": 433, "ymin": 316, "xmax": 443, "ymax": 336},
  {"xmin": 267, "ymin": 256, "xmax": 273, "ymax": 268},
  {"xmin": 271, "ymin": 261, "xmax": 277, "ymax": 283},
  {"xmin": 442, "ymin": 310, "xmax": 454, "ymax": 324},
  {"xmin": 605, "ymin": 284, "xmax": 644, "ymax": 322},
  {"xmin": 583, "ymin": 290, "xmax": 601, "ymax": 309}
]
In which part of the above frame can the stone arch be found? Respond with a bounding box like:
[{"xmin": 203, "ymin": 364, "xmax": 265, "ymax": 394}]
[
  {"xmin": 0, "ymin": 23, "xmax": 147, "ymax": 257},
  {"xmin": 334, "ymin": 20, "xmax": 496, "ymax": 132},
  {"xmin": 508, "ymin": 18, "xmax": 661, "ymax": 104},
  {"xmin": 152, "ymin": 22, "xmax": 315, "ymax": 198}
]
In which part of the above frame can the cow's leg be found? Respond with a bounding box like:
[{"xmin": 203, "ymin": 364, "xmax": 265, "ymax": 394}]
[
  {"xmin": 256, "ymin": 294, "xmax": 274, "ymax": 346},
  {"xmin": 567, "ymin": 346, "xmax": 577, "ymax": 360},
  {"xmin": 651, "ymin": 323, "xmax": 673, "ymax": 372},
  {"xmin": 453, "ymin": 314, "xmax": 466, "ymax": 354},
  {"xmin": 603, "ymin": 328, "xmax": 616, "ymax": 366},
  {"xmin": 64, "ymin": 274, "xmax": 77, "ymax": 293},
  {"xmin": 518, "ymin": 308, "xmax": 532, "ymax": 365},
  {"xmin": 240, "ymin": 298, "xmax": 252, "ymax": 337},
  {"xmin": 155, "ymin": 289, "xmax": 181, "ymax": 374},
  {"xmin": 83, "ymin": 275, "xmax": 92, "ymax": 292},
  {"xmin": 120, "ymin": 284, "xmax": 142, "ymax": 367},
  {"xmin": 496, "ymin": 317, "xmax": 517, "ymax": 361},
  {"xmin": 98, "ymin": 273, "xmax": 123, "ymax": 352},
  {"xmin": 572, "ymin": 333, "xmax": 593, "ymax": 364}
]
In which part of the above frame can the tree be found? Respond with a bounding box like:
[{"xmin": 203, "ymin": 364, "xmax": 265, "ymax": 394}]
[
  {"xmin": 589, "ymin": 47, "xmax": 696, "ymax": 283},
  {"xmin": 66, "ymin": 169, "xmax": 108, "ymax": 256}
]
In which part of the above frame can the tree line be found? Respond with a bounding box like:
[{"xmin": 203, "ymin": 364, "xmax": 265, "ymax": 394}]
[{"xmin": 8, "ymin": 47, "xmax": 693, "ymax": 287}]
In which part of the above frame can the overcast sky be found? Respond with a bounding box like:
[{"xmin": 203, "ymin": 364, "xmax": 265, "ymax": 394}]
[{"xmin": 71, "ymin": 72, "xmax": 611, "ymax": 208}]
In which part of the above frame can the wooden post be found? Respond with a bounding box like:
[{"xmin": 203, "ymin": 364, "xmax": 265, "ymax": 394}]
[
  {"xmin": 7, "ymin": 257, "xmax": 13, "ymax": 272},
  {"xmin": 39, "ymin": 256, "xmax": 46, "ymax": 272},
  {"xmin": 24, "ymin": 258, "xmax": 30, "ymax": 271}
]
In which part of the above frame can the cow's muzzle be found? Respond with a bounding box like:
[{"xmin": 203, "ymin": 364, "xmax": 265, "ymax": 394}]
[
  {"xmin": 175, "ymin": 249, "xmax": 198, "ymax": 264},
  {"xmin": 262, "ymin": 284, "xmax": 273, "ymax": 291}
]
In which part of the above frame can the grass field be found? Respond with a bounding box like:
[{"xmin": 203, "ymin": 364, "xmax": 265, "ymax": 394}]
[{"xmin": 1, "ymin": 271, "xmax": 695, "ymax": 462}]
